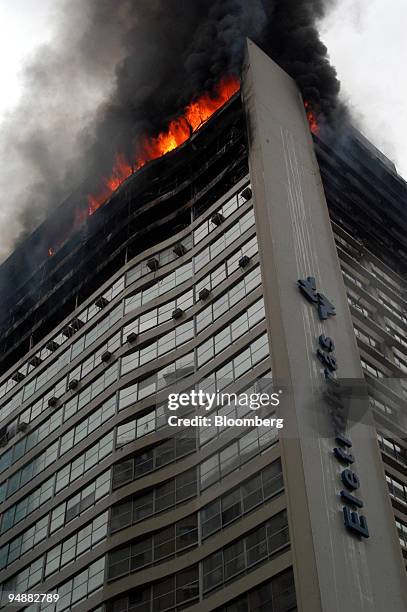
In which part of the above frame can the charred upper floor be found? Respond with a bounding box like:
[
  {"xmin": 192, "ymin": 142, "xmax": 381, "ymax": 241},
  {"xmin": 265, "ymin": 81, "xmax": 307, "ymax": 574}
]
[{"xmin": 0, "ymin": 92, "xmax": 406, "ymax": 378}]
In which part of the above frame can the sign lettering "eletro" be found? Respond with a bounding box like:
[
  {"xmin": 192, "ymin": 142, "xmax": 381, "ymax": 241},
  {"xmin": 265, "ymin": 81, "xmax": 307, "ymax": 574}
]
[{"xmin": 298, "ymin": 276, "xmax": 369, "ymax": 539}]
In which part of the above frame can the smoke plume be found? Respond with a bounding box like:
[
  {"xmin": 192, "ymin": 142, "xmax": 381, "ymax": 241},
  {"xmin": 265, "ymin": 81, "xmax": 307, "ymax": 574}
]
[{"xmin": 0, "ymin": 0, "xmax": 341, "ymax": 260}]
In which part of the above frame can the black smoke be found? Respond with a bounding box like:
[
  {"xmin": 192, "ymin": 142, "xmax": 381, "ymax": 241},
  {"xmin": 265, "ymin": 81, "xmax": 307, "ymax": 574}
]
[
  {"xmin": 0, "ymin": 0, "xmax": 341, "ymax": 259},
  {"xmin": 261, "ymin": 0, "xmax": 345, "ymax": 122}
]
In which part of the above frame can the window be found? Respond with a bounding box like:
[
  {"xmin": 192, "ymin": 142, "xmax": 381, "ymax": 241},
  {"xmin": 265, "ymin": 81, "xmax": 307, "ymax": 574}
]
[
  {"xmin": 385, "ymin": 317, "xmax": 407, "ymax": 346},
  {"xmin": 61, "ymin": 433, "xmax": 112, "ymax": 492},
  {"xmin": 203, "ymin": 512, "xmax": 289, "ymax": 593},
  {"xmin": 361, "ymin": 359, "xmax": 385, "ymax": 379},
  {"xmin": 347, "ymin": 294, "xmax": 369, "ymax": 318},
  {"xmin": 60, "ymin": 396, "xmax": 116, "ymax": 455},
  {"xmin": 377, "ymin": 432, "xmax": 407, "ymax": 467},
  {"xmin": 394, "ymin": 352, "xmax": 407, "ymax": 374},
  {"xmin": 197, "ymin": 299, "xmax": 266, "ymax": 367},
  {"xmin": 334, "ymin": 234, "xmax": 361, "ymax": 258},
  {"xmin": 108, "ymin": 515, "xmax": 198, "ymax": 580},
  {"xmin": 0, "ymin": 407, "xmax": 64, "ymax": 475},
  {"xmin": 112, "ymin": 434, "xmax": 197, "ymax": 490},
  {"xmin": 377, "ymin": 291, "xmax": 406, "ymax": 323},
  {"xmin": 371, "ymin": 263, "xmax": 403, "ymax": 294},
  {"xmin": 44, "ymin": 513, "xmax": 108, "ymax": 578},
  {"xmin": 196, "ymin": 267, "xmax": 262, "ymax": 332},
  {"xmin": 216, "ymin": 568, "xmax": 296, "ymax": 612},
  {"xmin": 201, "ymin": 461, "xmax": 283, "ymax": 539},
  {"xmin": 342, "ymin": 268, "xmax": 363, "ymax": 289},
  {"xmin": 116, "ymin": 409, "xmax": 156, "ymax": 447},
  {"xmin": 0, "ymin": 294, "xmax": 123, "ymax": 423},
  {"xmin": 118, "ymin": 382, "xmax": 137, "ymax": 410},
  {"xmin": 194, "ymin": 211, "xmax": 256, "ymax": 273},
  {"xmin": 39, "ymin": 558, "xmax": 105, "ymax": 612},
  {"xmin": 121, "ymin": 320, "xmax": 194, "ymax": 376},
  {"xmin": 396, "ymin": 519, "xmax": 407, "ymax": 548},
  {"xmin": 64, "ymin": 363, "xmax": 118, "ymax": 422},
  {"xmin": 193, "ymin": 188, "xmax": 249, "ymax": 247},
  {"xmin": 0, "ymin": 516, "xmax": 47, "ymax": 570},
  {"xmin": 63, "ymin": 470, "xmax": 110, "ymax": 526},
  {"xmin": 200, "ymin": 428, "xmax": 278, "ymax": 491},
  {"xmin": 124, "ymin": 266, "xmax": 193, "ymax": 316},
  {"xmin": 194, "ymin": 238, "xmax": 260, "ymax": 301},
  {"xmin": 119, "ymin": 352, "xmax": 195, "ymax": 407},
  {"xmin": 1, "ymin": 477, "xmax": 54, "ymax": 534},
  {"xmin": 354, "ymin": 327, "xmax": 377, "ymax": 349},
  {"xmin": 369, "ymin": 395, "xmax": 395, "ymax": 418},
  {"xmin": 386, "ymin": 474, "xmax": 407, "ymax": 505},
  {"xmin": 107, "ymin": 568, "xmax": 199, "ymax": 611},
  {"xmin": 111, "ymin": 468, "xmax": 197, "ymax": 534}
]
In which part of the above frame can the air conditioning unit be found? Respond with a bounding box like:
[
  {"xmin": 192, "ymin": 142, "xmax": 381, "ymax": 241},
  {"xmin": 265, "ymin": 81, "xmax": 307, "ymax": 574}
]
[
  {"xmin": 17, "ymin": 422, "xmax": 29, "ymax": 433},
  {"xmin": 239, "ymin": 255, "xmax": 251, "ymax": 269},
  {"xmin": 173, "ymin": 243, "xmax": 187, "ymax": 257},
  {"xmin": 12, "ymin": 371, "xmax": 25, "ymax": 383},
  {"xmin": 147, "ymin": 258, "xmax": 159, "ymax": 272},
  {"xmin": 95, "ymin": 296, "xmax": 109, "ymax": 309},
  {"xmin": 240, "ymin": 187, "xmax": 252, "ymax": 201},
  {"xmin": 126, "ymin": 333, "xmax": 138, "ymax": 344},
  {"xmin": 71, "ymin": 317, "xmax": 85, "ymax": 331},
  {"xmin": 211, "ymin": 212, "xmax": 225, "ymax": 227},
  {"xmin": 46, "ymin": 340, "xmax": 60, "ymax": 352},
  {"xmin": 68, "ymin": 379, "xmax": 79, "ymax": 391},
  {"xmin": 62, "ymin": 325, "xmax": 75, "ymax": 338},
  {"xmin": 48, "ymin": 396, "xmax": 58, "ymax": 408},
  {"xmin": 28, "ymin": 356, "xmax": 42, "ymax": 368},
  {"xmin": 101, "ymin": 351, "xmax": 112, "ymax": 363},
  {"xmin": 199, "ymin": 288, "xmax": 210, "ymax": 301},
  {"xmin": 172, "ymin": 308, "xmax": 184, "ymax": 320}
]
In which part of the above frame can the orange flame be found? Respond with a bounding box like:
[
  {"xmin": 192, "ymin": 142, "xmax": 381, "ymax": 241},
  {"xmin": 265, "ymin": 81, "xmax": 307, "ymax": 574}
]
[
  {"xmin": 304, "ymin": 101, "xmax": 320, "ymax": 136},
  {"xmin": 88, "ymin": 75, "xmax": 240, "ymax": 214}
]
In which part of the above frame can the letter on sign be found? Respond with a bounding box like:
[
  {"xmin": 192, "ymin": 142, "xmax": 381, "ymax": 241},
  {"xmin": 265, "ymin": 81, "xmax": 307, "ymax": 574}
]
[{"xmin": 343, "ymin": 507, "xmax": 369, "ymax": 538}]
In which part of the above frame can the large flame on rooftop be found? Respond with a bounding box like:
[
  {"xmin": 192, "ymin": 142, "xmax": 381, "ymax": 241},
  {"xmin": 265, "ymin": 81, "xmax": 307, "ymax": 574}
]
[{"xmin": 88, "ymin": 75, "xmax": 240, "ymax": 215}]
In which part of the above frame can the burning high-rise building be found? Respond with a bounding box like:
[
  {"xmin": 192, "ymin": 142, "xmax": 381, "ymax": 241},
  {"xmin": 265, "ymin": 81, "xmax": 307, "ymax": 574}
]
[{"xmin": 0, "ymin": 40, "xmax": 406, "ymax": 612}]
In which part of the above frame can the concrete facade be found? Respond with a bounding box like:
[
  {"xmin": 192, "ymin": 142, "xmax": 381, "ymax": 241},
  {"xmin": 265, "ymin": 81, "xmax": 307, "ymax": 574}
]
[{"xmin": 243, "ymin": 40, "xmax": 407, "ymax": 612}]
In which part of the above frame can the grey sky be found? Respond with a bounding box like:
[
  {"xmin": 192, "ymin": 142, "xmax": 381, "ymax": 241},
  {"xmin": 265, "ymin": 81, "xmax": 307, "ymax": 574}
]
[
  {"xmin": 321, "ymin": 0, "xmax": 407, "ymax": 178},
  {"xmin": 0, "ymin": 0, "xmax": 57, "ymax": 116}
]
